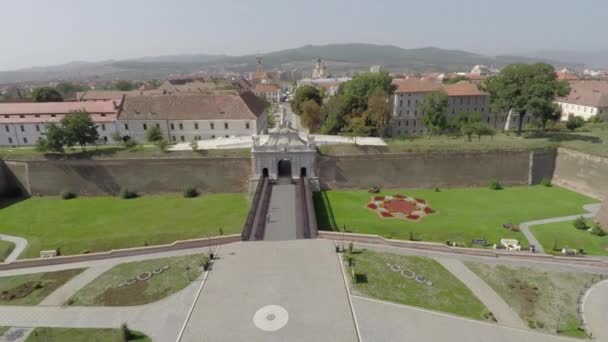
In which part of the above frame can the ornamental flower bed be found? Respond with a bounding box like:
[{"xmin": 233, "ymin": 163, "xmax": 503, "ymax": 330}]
[{"xmin": 365, "ymin": 194, "xmax": 437, "ymax": 222}]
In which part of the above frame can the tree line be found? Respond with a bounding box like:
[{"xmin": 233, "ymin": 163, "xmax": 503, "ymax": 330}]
[{"xmin": 289, "ymin": 63, "xmax": 587, "ymax": 138}]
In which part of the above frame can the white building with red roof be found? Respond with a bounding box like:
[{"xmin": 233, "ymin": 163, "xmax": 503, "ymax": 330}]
[
  {"xmin": 0, "ymin": 100, "xmax": 121, "ymax": 146},
  {"xmin": 253, "ymin": 84, "xmax": 282, "ymax": 103}
]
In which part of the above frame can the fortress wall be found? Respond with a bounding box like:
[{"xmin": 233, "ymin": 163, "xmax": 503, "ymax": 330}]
[{"xmin": 2, "ymin": 158, "xmax": 251, "ymax": 196}]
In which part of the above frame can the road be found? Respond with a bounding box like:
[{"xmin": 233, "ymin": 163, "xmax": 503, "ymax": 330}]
[{"xmin": 279, "ymin": 103, "xmax": 305, "ymax": 132}]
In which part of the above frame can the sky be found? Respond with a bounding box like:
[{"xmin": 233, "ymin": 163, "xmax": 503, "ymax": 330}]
[{"xmin": 0, "ymin": 0, "xmax": 606, "ymax": 71}]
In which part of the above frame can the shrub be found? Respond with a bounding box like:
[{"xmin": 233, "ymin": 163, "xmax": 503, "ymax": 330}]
[
  {"xmin": 218, "ymin": 227, "xmax": 224, "ymax": 236},
  {"xmin": 123, "ymin": 139, "xmax": 138, "ymax": 149},
  {"xmin": 540, "ymin": 178, "xmax": 552, "ymax": 187},
  {"xmin": 60, "ymin": 190, "xmax": 77, "ymax": 200},
  {"xmin": 591, "ymin": 223, "xmax": 606, "ymax": 236},
  {"xmin": 566, "ymin": 115, "xmax": 584, "ymax": 131},
  {"xmin": 119, "ymin": 187, "xmax": 138, "ymax": 199},
  {"xmin": 348, "ymin": 242, "xmax": 353, "ymax": 254},
  {"xmin": 183, "ymin": 186, "xmax": 198, "ymax": 198},
  {"xmin": 190, "ymin": 139, "xmax": 198, "ymax": 151},
  {"xmin": 573, "ymin": 216, "xmax": 588, "ymax": 230},
  {"xmin": 155, "ymin": 139, "xmax": 170, "ymax": 152},
  {"xmin": 488, "ymin": 180, "xmax": 503, "ymax": 190}
]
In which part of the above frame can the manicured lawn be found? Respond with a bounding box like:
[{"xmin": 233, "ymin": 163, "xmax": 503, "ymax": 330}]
[
  {"xmin": 466, "ymin": 262, "xmax": 601, "ymax": 338},
  {"xmin": 0, "ymin": 240, "xmax": 15, "ymax": 262},
  {"xmin": 0, "ymin": 269, "xmax": 84, "ymax": 305},
  {"xmin": 532, "ymin": 220, "xmax": 608, "ymax": 256},
  {"xmin": 315, "ymin": 186, "xmax": 594, "ymax": 246},
  {"xmin": 0, "ymin": 326, "xmax": 8, "ymax": 336},
  {"xmin": 26, "ymin": 327, "xmax": 150, "ymax": 342},
  {"xmin": 69, "ymin": 254, "xmax": 207, "ymax": 306},
  {"xmin": 0, "ymin": 193, "xmax": 248, "ymax": 259},
  {"xmin": 320, "ymin": 123, "xmax": 608, "ymax": 158},
  {"xmin": 347, "ymin": 250, "xmax": 489, "ymax": 320}
]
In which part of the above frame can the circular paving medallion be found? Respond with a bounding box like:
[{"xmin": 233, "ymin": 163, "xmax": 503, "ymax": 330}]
[{"xmin": 253, "ymin": 305, "xmax": 289, "ymax": 331}]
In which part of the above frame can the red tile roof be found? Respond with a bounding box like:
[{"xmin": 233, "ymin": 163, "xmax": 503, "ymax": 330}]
[
  {"xmin": 255, "ymin": 84, "xmax": 281, "ymax": 93},
  {"xmin": 0, "ymin": 100, "xmax": 120, "ymax": 124},
  {"xmin": 394, "ymin": 79, "xmax": 487, "ymax": 96}
]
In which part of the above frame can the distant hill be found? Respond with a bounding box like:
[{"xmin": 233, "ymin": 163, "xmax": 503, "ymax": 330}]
[{"xmin": 0, "ymin": 43, "xmax": 577, "ymax": 84}]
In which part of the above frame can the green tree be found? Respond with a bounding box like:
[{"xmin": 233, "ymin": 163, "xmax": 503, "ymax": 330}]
[
  {"xmin": 443, "ymin": 75, "xmax": 470, "ymax": 84},
  {"xmin": 300, "ymin": 100, "xmax": 323, "ymax": 133},
  {"xmin": 61, "ymin": 111, "xmax": 99, "ymax": 151},
  {"xmin": 114, "ymin": 80, "xmax": 135, "ymax": 91},
  {"xmin": 42, "ymin": 123, "xmax": 66, "ymax": 152},
  {"xmin": 31, "ymin": 87, "xmax": 63, "ymax": 102},
  {"xmin": 291, "ymin": 85, "xmax": 322, "ymax": 115},
  {"xmin": 364, "ymin": 89, "xmax": 390, "ymax": 137},
  {"xmin": 484, "ymin": 63, "xmax": 570, "ymax": 135},
  {"xmin": 56, "ymin": 82, "xmax": 88, "ymax": 95},
  {"xmin": 339, "ymin": 71, "xmax": 395, "ymax": 115},
  {"xmin": 344, "ymin": 116, "xmax": 371, "ymax": 136},
  {"xmin": 320, "ymin": 95, "xmax": 347, "ymax": 134},
  {"xmin": 421, "ymin": 91, "xmax": 449, "ymax": 135},
  {"xmin": 146, "ymin": 125, "xmax": 163, "ymax": 143}
]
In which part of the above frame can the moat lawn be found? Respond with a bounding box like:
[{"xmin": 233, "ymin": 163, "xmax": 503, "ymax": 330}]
[
  {"xmin": 532, "ymin": 220, "xmax": 608, "ymax": 256},
  {"xmin": 315, "ymin": 186, "xmax": 594, "ymax": 247},
  {"xmin": 0, "ymin": 193, "xmax": 248, "ymax": 259}
]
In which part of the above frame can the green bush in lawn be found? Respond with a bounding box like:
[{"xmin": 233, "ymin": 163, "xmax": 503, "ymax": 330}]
[
  {"xmin": 60, "ymin": 190, "xmax": 77, "ymax": 200},
  {"xmin": 183, "ymin": 186, "xmax": 199, "ymax": 198},
  {"xmin": 591, "ymin": 223, "xmax": 606, "ymax": 236},
  {"xmin": 488, "ymin": 180, "xmax": 503, "ymax": 190},
  {"xmin": 573, "ymin": 216, "xmax": 588, "ymax": 230},
  {"xmin": 540, "ymin": 178, "xmax": 552, "ymax": 187},
  {"xmin": 119, "ymin": 187, "xmax": 138, "ymax": 199}
]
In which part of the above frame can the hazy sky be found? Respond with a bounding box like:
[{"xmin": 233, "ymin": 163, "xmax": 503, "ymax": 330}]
[{"xmin": 0, "ymin": 0, "xmax": 605, "ymax": 71}]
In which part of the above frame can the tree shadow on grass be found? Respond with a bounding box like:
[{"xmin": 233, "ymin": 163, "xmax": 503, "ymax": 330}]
[
  {"xmin": 354, "ymin": 273, "xmax": 368, "ymax": 284},
  {"xmin": 529, "ymin": 132, "xmax": 602, "ymax": 144}
]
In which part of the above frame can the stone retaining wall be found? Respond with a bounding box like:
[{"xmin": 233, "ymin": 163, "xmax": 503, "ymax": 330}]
[{"xmin": 553, "ymin": 148, "xmax": 608, "ymax": 200}]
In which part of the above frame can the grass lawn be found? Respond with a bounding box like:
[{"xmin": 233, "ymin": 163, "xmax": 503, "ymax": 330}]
[
  {"xmin": 26, "ymin": 327, "xmax": 150, "ymax": 342},
  {"xmin": 319, "ymin": 123, "xmax": 608, "ymax": 158},
  {"xmin": 347, "ymin": 250, "xmax": 489, "ymax": 320},
  {"xmin": 0, "ymin": 144, "xmax": 250, "ymax": 160},
  {"xmin": 0, "ymin": 326, "xmax": 8, "ymax": 336},
  {"xmin": 0, "ymin": 240, "xmax": 15, "ymax": 262},
  {"xmin": 532, "ymin": 220, "xmax": 608, "ymax": 256},
  {"xmin": 0, "ymin": 269, "xmax": 84, "ymax": 305},
  {"xmin": 69, "ymin": 254, "xmax": 207, "ymax": 306},
  {"xmin": 0, "ymin": 193, "xmax": 248, "ymax": 259},
  {"xmin": 315, "ymin": 186, "xmax": 594, "ymax": 247},
  {"xmin": 466, "ymin": 262, "xmax": 601, "ymax": 338}
]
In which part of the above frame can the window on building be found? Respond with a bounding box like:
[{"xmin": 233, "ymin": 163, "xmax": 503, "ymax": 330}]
[
  {"xmin": 124, "ymin": 124, "xmax": 129, "ymax": 130},
  {"xmin": 35, "ymin": 125, "xmax": 40, "ymax": 132},
  {"xmin": 414, "ymin": 110, "xmax": 417, "ymax": 116},
  {"xmin": 4, "ymin": 125, "xmax": 8, "ymax": 132},
  {"xmin": 156, "ymin": 123, "xmax": 160, "ymax": 128},
  {"xmin": 194, "ymin": 123, "xmax": 199, "ymax": 130},
  {"xmin": 143, "ymin": 123, "xmax": 148, "ymax": 130},
  {"xmin": 398, "ymin": 121, "xmax": 401, "ymax": 127},
  {"xmin": 224, "ymin": 122, "xmax": 229, "ymax": 129},
  {"xmin": 407, "ymin": 99, "xmax": 410, "ymax": 106},
  {"xmin": 23, "ymin": 137, "xmax": 27, "ymax": 144},
  {"xmin": 35, "ymin": 114, "xmax": 40, "ymax": 118},
  {"xmin": 225, "ymin": 135, "xmax": 229, "ymax": 138},
  {"xmin": 179, "ymin": 123, "xmax": 183, "ymax": 130},
  {"xmin": 246, "ymin": 122, "xmax": 250, "ymax": 129},
  {"xmin": 406, "ymin": 110, "xmax": 410, "ymax": 115},
  {"xmin": 8, "ymin": 137, "xmax": 13, "ymax": 144},
  {"xmin": 19, "ymin": 115, "xmax": 24, "ymax": 118},
  {"xmin": 170, "ymin": 123, "xmax": 175, "ymax": 130},
  {"xmin": 180, "ymin": 136, "xmax": 185, "ymax": 142},
  {"xmin": 399, "ymin": 100, "xmax": 403, "ymax": 106},
  {"xmin": 405, "ymin": 120, "xmax": 409, "ymax": 127},
  {"xmin": 103, "ymin": 136, "xmax": 108, "ymax": 142},
  {"xmin": 413, "ymin": 120, "xmax": 416, "ymax": 127},
  {"xmin": 172, "ymin": 136, "xmax": 176, "ymax": 142},
  {"xmin": 210, "ymin": 123, "xmax": 215, "ymax": 130},
  {"xmin": 3, "ymin": 115, "xmax": 8, "ymax": 118},
  {"xmin": 51, "ymin": 114, "xmax": 56, "ymax": 118},
  {"xmin": 211, "ymin": 135, "xmax": 216, "ymax": 139},
  {"xmin": 20, "ymin": 125, "xmax": 24, "ymax": 132},
  {"xmin": 101, "ymin": 113, "xmax": 106, "ymax": 117},
  {"xmin": 101, "ymin": 124, "xmax": 106, "ymax": 131}
]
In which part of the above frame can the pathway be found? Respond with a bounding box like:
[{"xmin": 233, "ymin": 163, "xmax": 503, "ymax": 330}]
[
  {"xmin": 179, "ymin": 240, "xmax": 358, "ymax": 341},
  {"xmin": 0, "ymin": 234, "xmax": 27, "ymax": 263},
  {"xmin": 582, "ymin": 279, "xmax": 608, "ymax": 341},
  {"xmin": 39, "ymin": 264, "xmax": 114, "ymax": 306},
  {"xmin": 437, "ymin": 257, "xmax": 526, "ymax": 329},
  {"xmin": 265, "ymin": 182, "xmax": 299, "ymax": 241},
  {"xmin": 520, "ymin": 203, "xmax": 600, "ymax": 253},
  {"xmin": 352, "ymin": 295, "xmax": 579, "ymax": 342}
]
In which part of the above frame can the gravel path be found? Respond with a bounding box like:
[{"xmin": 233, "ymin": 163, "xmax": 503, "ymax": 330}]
[
  {"xmin": 0, "ymin": 234, "xmax": 27, "ymax": 263},
  {"xmin": 520, "ymin": 203, "xmax": 600, "ymax": 254}
]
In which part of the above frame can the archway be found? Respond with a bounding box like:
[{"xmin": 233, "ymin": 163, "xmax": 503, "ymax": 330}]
[
  {"xmin": 262, "ymin": 168, "xmax": 269, "ymax": 178},
  {"xmin": 277, "ymin": 160, "xmax": 292, "ymax": 178},
  {"xmin": 300, "ymin": 167, "xmax": 307, "ymax": 178}
]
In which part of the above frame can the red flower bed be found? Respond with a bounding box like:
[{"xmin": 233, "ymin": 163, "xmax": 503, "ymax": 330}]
[
  {"xmin": 424, "ymin": 207, "xmax": 435, "ymax": 214},
  {"xmin": 415, "ymin": 198, "xmax": 426, "ymax": 204},
  {"xmin": 381, "ymin": 212, "xmax": 393, "ymax": 218},
  {"xmin": 367, "ymin": 203, "xmax": 378, "ymax": 210},
  {"xmin": 384, "ymin": 200, "xmax": 417, "ymax": 214},
  {"xmin": 393, "ymin": 194, "xmax": 405, "ymax": 199},
  {"xmin": 406, "ymin": 214, "xmax": 419, "ymax": 220},
  {"xmin": 374, "ymin": 196, "xmax": 385, "ymax": 201}
]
